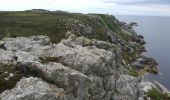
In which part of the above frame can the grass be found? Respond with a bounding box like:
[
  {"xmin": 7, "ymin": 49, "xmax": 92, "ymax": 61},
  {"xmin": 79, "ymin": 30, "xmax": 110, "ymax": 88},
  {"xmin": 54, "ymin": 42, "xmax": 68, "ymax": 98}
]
[
  {"xmin": 97, "ymin": 14, "xmax": 121, "ymax": 33},
  {"xmin": 147, "ymin": 88, "xmax": 170, "ymax": 100},
  {"xmin": 0, "ymin": 11, "xmax": 114, "ymax": 43},
  {"xmin": 129, "ymin": 69, "xmax": 138, "ymax": 77},
  {"xmin": 39, "ymin": 57, "xmax": 69, "ymax": 67},
  {"xmin": 97, "ymin": 14, "xmax": 130, "ymax": 41},
  {"xmin": 0, "ymin": 64, "xmax": 23, "ymax": 93},
  {"xmin": 39, "ymin": 57, "xmax": 60, "ymax": 64},
  {"xmin": 0, "ymin": 11, "xmax": 131, "ymax": 43},
  {"xmin": 8, "ymin": 12, "xmax": 41, "ymax": 17},
  {"xmin": 0, "ymin": 12, "xmax": 69, "ymax": 43}
]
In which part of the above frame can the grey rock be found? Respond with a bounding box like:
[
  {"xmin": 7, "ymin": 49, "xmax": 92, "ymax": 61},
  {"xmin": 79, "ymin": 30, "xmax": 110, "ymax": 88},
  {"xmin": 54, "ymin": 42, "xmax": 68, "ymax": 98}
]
[
  {"xmin": 0, "ymin": 41, "xmax": 7, "ymax": 50},
  {"xmin": 88, "ymin": 76, "xmax": 105, "ymax": 100},
  {"xmin": 4, "ymin": 35, "xmax": 50, "ymax": 51},
  {"xmin": 66, "ymin": 19, "xmax": 94, "ymax": 35},
  {"xmin": 114, "ymin": 75, "xmax": 138, "ymax": 100},
  {"xmin": 63, "ymin": 31, "xmax": 117, "ymax": 52},
  {"xmin": 0, "ymin": 77, "xmax": 66, "ymax": 100},
  {"xmin": 15, "ymin": 51, "xmax": 40, "ymax": 63},
  {"xmin": 0, "ymin": 33, "xmax": 143, "ymax": 100},
  {"xmin": 139, "ymin": 81, "xmax": 155, "ymax": 93},
  {"xmin": 46, "ymin": 39, "xmax": 116, "ymax": 77},
  {"xmin": 0, "ymin": 40, "xmax": 5, "ymax": 45},
  {"xmin": 16, "ymin": 62, "xmax": 91, "ymax": 100},
  {"xmin": 138, "ymin": 81, "xmax": 155, "ymax": 99},
  {"xmin": 0, "ymin": 49, "xmax": 15, "ymax": 64},
  {"xmin": 103, "ymin": 75, "xmax": 115, "ymax": 91}
]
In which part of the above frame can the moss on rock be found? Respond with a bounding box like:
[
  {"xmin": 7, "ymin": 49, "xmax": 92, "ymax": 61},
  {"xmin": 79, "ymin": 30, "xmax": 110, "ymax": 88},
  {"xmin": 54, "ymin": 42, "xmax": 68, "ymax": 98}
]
[{"xmin": 0, "ymin": 64, "xmax": 23, "ymax": 93}]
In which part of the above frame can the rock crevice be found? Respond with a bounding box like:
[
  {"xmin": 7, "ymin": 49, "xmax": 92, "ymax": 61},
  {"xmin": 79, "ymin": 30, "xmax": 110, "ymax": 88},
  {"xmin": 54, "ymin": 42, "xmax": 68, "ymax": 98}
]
[{"xmin": 0, "ymin": 32, "xmax": 148, "ymax": 100}]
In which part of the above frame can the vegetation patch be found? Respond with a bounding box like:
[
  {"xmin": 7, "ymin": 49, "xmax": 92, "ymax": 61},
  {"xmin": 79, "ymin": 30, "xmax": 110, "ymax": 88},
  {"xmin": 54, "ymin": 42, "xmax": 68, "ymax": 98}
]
[
  {"xmin": 0, "ymin": 11, "xmax": 133, "ymax": 44},
  {"xmin": 0, "ymin": 64, "xmax": 24, "ymax": 93},
  {"xmin": 129, "ymin": 69, "xmax": 138, "ymax": 77},
  {"xmin": 147, "ymin": 87, "xmax": 170, "ymax": 100},
  {"xmin": 98, "ymin": 14, "xmax": 130, "ymax": 41},
  {"xmin": 39, "ymin": 57, "xmax": 60, "ymax": 64},
  {"xmin": 0, "ymin": 11, "xmax": 113, "ymax": 43}
]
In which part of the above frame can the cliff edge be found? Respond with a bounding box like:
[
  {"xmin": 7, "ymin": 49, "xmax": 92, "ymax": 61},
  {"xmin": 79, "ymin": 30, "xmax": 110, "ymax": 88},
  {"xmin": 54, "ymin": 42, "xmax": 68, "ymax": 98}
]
[{"xmin": 0, "ymin": 11, "xmax": 161, "ymax": 100}]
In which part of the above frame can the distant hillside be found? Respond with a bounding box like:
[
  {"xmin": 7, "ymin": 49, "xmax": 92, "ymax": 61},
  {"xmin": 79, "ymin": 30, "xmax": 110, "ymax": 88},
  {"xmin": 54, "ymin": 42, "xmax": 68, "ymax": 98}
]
[{"xmin": 0, "ymin": 10, "xmax": 132, "ymax": 43}]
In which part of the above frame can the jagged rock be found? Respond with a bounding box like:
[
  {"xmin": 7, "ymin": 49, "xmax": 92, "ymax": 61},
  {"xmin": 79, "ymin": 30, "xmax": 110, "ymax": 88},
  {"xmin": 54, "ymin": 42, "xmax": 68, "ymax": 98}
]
[
  {"xmin": 114, "ymin": 75, "xmax": 138, "ymax": 100},
  {"xmin": 132, "ymin": 56, "xmax": 159, "ymax": 74},
  {"xmin": 66, "ymin": 19, "xmax": 94, "ymax": 35},
  {"xmin": 0, "ymin": 49, "xmax": 15, "ymax": 65},
  {"xmin": 0, "ymin": 33, "xmax": 143, "ymax": 100},
  {"xmin": 16, "ymin": 62, "xmax": 91, "ymax": 100},
  {"xmin": 4, "ymin": 35, "xmax": 50, "ymax": 51},
  {"xmin": 44, "ymin": 33, "xmax": 116, "ymax": 77},
  {"xmin": 0, "ymin": 41, "xmax": 6, "ymax": 50},
  {"xmin": 138, "ymin": 81, "xmax": 156, "ymax": 100},
  {"xmin": 131, "ymin": 35, "xmax": 146, "ymax": 45},
  {"xmin": 48, "ymin": 43, "xmax": 115, "ymax": 77},
  {"xmin": 15, "ymin": 51, "xmax": 40, "ymax": 63},
  {"xmin": 0, "ymin": 10, "xmax": 161, "ymax": 100},
  {"xmin": 88, "ymin": 76, "xmax": 106, "ymax": 100},
  {"xmin": 0, "ymin": 77, "xmax": 66, "ymax": 100},
  {"xmin": 139, "ymin": 81, "xmax": 155, "ymax": 95},
  {"xmin": 3, "ymin": 35, "xmax": 52, "ymax": 62},
  {"xmin": 63, "ymin": 32, "xmax": 117, "ymax": 52}
]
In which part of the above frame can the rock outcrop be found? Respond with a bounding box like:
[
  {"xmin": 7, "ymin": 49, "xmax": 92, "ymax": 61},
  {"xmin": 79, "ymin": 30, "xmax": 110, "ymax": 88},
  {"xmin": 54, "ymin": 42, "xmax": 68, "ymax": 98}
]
[
  {"xmin": 0, "ymin": 32, "xmax": 147, "ymax": 100},
  {"xmin": 0, "ymin": 77, "xmax": 65, "ymax": 100}
]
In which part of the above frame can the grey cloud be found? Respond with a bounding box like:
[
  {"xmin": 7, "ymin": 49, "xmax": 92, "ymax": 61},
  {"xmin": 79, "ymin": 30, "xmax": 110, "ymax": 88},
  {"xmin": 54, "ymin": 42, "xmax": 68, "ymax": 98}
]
[{"xmin": 104, "ymin": 0, "xmax": 170, "ymax": 5}]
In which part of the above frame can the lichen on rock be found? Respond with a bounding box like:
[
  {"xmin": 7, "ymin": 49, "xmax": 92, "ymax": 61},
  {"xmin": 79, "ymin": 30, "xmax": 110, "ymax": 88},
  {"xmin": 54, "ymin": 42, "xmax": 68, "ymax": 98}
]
[{"xmin": 0, "ymin": 30, "xmax": 161, "ymax": 100}]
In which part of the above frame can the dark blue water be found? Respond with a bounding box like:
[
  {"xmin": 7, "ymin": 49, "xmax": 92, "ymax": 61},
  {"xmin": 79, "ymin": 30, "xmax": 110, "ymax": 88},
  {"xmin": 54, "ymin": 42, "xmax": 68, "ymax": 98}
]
[{"xmin": 116, "ymin": 15, "xmax": 170, "ymax": 90}]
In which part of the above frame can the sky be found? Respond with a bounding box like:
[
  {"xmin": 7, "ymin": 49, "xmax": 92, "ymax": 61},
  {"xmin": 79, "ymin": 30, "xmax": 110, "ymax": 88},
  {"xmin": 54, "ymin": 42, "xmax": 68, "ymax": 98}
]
[{"xmin": 0, "ymin": 0, "xmax": 170, "ymax": 16}]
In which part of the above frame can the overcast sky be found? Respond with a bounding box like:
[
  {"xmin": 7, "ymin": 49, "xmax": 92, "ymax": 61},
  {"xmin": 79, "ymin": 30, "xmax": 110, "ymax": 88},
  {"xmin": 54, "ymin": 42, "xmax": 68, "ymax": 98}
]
[{"xmin": 0, "ymin": 0, "xmax": 170, "ymax": 16}]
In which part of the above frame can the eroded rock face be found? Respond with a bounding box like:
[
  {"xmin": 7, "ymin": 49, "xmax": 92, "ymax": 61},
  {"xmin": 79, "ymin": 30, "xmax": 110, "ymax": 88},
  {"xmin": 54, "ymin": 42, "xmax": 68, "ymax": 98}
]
[
  {"xmin": 16, "ymin": 62, "xmax": 91, "ymax": 100},
  {"xmin": 0, "ymin": 32, "xmax": 145, "ymax": 100},
  {"xmin": 0, "ymin": 49, "xmax": 15, "ymax": 65},
  {"xmin": 4, "ymin": 35, "xmax": 50, "ymax": 51},
  {"xmin": 138, "ymin": 81, "xmax": 156, "ymax": 98},
  {"xmin": 114, "ymin": 75, "xmax": 139, "ymax": 100},
  {"xmin": 0, "ymin": 77, "xmax": 66, "ymax": 100},
  {"xmin": 65, "ymin": 19, "xmax": 94, "ymax": 35}
]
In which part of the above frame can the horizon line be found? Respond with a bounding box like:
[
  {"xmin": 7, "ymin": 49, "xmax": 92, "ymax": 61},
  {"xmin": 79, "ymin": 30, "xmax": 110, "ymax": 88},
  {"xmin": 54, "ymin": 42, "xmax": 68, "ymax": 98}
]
[{"xmin": 1, "ymin": 9, "xmax": 170, "ymax": 17}]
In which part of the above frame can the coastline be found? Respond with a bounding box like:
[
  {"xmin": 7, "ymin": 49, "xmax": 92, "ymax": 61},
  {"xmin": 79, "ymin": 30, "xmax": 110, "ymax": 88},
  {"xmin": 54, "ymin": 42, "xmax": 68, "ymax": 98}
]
[
  {"xmin": 116, "ymin": 15, "xmax": 170, "ymax": 92},
  {"xmin": 0, "ymin": 11, "xmax": 169, "ymax": 99}
]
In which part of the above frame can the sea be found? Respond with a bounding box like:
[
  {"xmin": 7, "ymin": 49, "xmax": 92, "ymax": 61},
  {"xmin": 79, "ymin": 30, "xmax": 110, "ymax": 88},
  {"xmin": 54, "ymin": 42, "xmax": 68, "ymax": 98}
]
[{"xmin": 116, "ymin": 15, "xmax": 170, "ymax": 90}]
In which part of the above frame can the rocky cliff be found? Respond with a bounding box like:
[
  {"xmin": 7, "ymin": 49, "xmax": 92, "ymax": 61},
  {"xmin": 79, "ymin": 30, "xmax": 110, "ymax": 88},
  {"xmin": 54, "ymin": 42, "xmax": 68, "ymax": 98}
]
[
  {"xmin": 0, "ymin": 32, "xmax": 153, "ymax": 100},
  {"xmin": 0, "ymin": 11, "xmax": 158, "ymax": 100}
]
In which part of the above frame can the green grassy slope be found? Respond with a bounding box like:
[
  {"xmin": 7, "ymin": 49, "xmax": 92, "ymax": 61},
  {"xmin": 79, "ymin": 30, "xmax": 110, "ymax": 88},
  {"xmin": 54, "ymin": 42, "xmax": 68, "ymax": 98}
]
[{"xmin": 0, "ymin": 11, "xmax": 130, "ymax": 43}]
